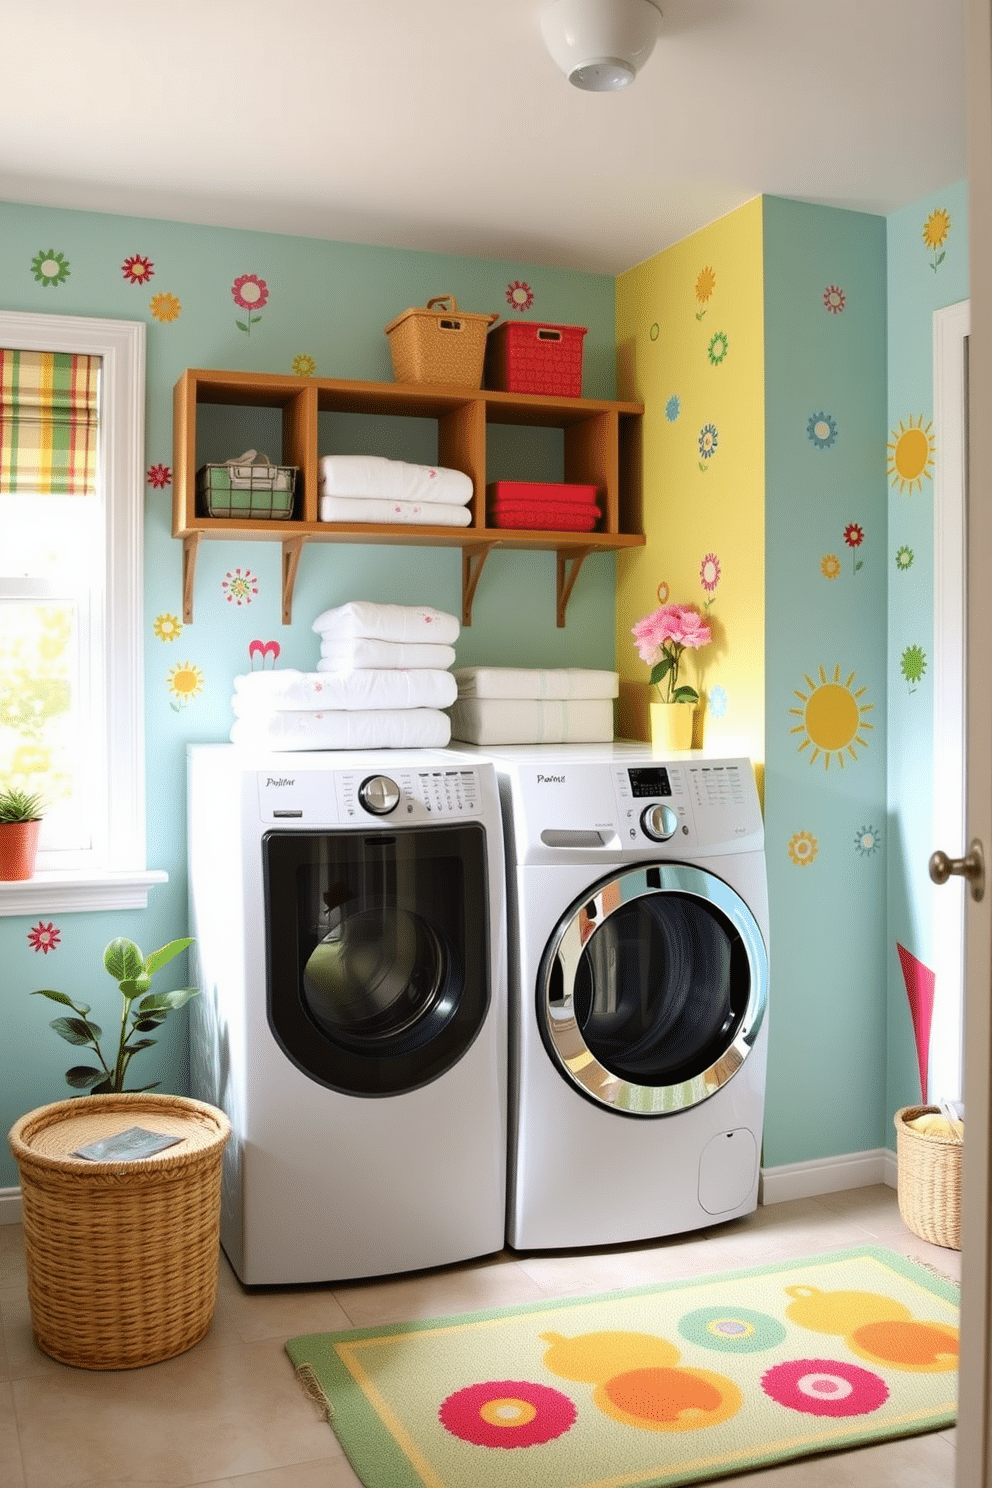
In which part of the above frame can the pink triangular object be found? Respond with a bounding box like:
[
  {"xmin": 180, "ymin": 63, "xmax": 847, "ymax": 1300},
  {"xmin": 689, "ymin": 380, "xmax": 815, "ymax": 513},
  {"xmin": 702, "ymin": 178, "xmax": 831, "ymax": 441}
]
[{"xmin": 896, "ymin": 942, "xmax": 936, "ymax": 1103}]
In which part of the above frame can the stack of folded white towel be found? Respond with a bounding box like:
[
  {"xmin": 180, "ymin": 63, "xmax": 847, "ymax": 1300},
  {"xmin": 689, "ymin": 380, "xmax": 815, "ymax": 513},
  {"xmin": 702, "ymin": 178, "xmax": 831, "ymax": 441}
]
[
  {"xmin": 229, "ymin": 601, "xmax": 460, "ymax": 751},
  {"xmin": 448, "ymin": 667, "xmax": 618, "ymax": 745},
  {"xmin": 318, "ymin": 455, "xmax": 473, "ymax": 527}
]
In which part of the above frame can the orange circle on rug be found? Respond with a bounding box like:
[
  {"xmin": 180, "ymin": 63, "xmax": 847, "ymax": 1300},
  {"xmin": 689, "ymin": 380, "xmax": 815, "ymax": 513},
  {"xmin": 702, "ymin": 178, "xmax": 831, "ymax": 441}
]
[
  {"xmin": 593, "ymin": 1366, "xmax": 742, "ymax": 1431},
  {"xmin": 848, "ymin": 1319, "xmax": 959, "ymax": 1372}
]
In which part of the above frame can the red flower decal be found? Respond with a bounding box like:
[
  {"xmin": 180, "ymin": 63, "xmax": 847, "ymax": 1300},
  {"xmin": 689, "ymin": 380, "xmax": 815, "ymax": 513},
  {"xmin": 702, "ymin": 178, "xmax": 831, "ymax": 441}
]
[
  {"xmin": 823, "ymin": 284, "xmax": 846, "ymax": 314},
  {"xmin": 122, "ymin": 254, "xmax": 155, "ymax": 284},
  {"xmin": 28, "ymin": 921, "xmax": 61, "ymax": 954},
  {"xmin": 147, "ymin": 464, "xmax": 172, "ymax": 488},
  {"xmin": 505, "ymin": 280, "xmax": 534, "ymax": 312},
  {"xmin": 843, "ymin": 523, "xmax": 865, "ymax": 548}
]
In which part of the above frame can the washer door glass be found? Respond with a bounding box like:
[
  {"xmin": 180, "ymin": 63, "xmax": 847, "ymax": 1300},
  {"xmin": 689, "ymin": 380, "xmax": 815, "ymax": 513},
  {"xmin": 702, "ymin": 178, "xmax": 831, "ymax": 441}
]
[{"xmin": 539, "ymin": 862, "xmax": 767, "ymax": 1115}]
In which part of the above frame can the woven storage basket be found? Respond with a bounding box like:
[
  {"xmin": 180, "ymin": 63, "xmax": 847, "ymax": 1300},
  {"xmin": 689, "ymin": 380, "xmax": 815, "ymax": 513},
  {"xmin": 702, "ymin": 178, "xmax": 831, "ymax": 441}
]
[
  {"xmin": 384, "ymin": 295, "xmax": 498, "ymax": 388},
  {"xmin": 894, "ymin": 1104, "xmax": 962, "ymax": 1250},
  {"xmin": 9, "ymin": 1093, "xmax": 231, "ymax": 1369}
]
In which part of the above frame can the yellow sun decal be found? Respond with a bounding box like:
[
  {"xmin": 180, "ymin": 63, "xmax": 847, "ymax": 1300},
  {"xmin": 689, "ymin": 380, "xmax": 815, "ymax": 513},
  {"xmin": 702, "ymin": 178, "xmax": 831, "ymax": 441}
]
[
  {"xmin": 788, "ymin": 830, "xmax": 818, "ymax": 867},
  {"xmin": 789, "ymin": 665, "xmax": 873, "ymax": 769},
  {"xmin": 887, "ymin": 415, "xmax": 935, "ymax": 492},
  {"xmin": 167, "ymin": 660, "xmax": 204, "ymax": 706}
]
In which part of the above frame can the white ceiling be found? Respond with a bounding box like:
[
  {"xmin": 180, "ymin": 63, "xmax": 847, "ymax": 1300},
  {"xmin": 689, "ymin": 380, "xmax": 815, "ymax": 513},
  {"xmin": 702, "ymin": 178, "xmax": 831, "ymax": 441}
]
[{"xmin": 2, "ymin": 0, "xmax": 966, "ymax": 277}]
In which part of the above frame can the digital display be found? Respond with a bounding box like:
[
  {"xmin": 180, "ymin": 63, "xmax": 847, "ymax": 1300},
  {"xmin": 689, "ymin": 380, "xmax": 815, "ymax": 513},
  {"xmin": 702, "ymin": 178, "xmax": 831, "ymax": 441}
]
[{"xmin": 627, "ymin": 766, "xmax": 672, "ymax": 798}]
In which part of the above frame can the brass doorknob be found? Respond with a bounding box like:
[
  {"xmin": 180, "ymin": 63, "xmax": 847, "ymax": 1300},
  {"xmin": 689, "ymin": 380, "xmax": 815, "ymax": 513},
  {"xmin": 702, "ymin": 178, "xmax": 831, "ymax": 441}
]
[{"xmin": 929, "ymin": 838, "xmax": 986, "ymax": 902}]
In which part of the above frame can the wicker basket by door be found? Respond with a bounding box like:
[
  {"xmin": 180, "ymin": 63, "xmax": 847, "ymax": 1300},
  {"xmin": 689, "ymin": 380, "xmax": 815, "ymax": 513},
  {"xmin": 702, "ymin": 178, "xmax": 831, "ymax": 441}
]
[
  {"xmin": 8, "ymin": 1093, "xmax": 231, "ymax": 1369},
  {"xmin": 894, "ymin": 1104, "xmax": 963, "ymax": 1250}
]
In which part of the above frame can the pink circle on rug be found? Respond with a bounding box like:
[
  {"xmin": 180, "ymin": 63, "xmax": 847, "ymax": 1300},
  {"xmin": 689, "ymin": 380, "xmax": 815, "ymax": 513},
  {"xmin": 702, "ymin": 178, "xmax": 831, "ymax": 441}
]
[
  {"xmin": 761, "ymin": 1358, "xmax": 889, "ymax": 1416},
  {"xmin": 439, "ymin": 1380, "xmax": 577, "ymax": 1447}
]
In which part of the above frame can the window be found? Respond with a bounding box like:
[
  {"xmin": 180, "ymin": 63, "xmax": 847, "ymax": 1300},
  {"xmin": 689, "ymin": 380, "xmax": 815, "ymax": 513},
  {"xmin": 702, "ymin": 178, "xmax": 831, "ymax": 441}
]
[{"xmin": 0, "ymin": 311, "xmax": 165, "ymax": 912}]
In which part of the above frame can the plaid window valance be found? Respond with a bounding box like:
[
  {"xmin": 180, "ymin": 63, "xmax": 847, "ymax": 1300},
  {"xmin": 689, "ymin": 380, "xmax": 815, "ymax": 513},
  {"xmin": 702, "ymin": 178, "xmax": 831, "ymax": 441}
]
[{"xmin": 0, "ymin": 348, "xmax": 100, "ymax": 495}]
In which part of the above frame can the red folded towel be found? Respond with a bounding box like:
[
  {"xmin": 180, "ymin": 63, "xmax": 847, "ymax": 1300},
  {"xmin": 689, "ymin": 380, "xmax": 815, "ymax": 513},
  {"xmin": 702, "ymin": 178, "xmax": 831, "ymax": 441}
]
[{"xmin": 489, "ymin": 499, "xmax": 601, "ymax": 532}]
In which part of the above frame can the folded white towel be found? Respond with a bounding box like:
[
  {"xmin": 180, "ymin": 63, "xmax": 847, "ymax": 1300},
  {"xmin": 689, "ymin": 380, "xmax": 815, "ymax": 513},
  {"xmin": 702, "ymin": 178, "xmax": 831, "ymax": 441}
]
[
  {"xmin": 230, "ymin": 708, "xmax": 452, "ymax": 751},
  {"xmin": 319, "ymin": 495, "xmax": 473, "ymax": 526},
  {"xmin": 319, "ymin": 455, "xmax": 472, "ymax": 505},
  {"xmin": 448, "ymin": 697, "xmax": 614, "ymax": 746},
  {"xmin": 318, "ymin": 638, "xmax": 458, "ymax": 671},
  {"xmin": 232, "ymin": 669, "xmax": 457, "ymax": 714},
  {"xmin": 312, "ymin": 600, "xmax": 460, "ymax": 646},
  {"xmin": 453, "ymin": 667, "xmax": 619, "ymax": 700}
]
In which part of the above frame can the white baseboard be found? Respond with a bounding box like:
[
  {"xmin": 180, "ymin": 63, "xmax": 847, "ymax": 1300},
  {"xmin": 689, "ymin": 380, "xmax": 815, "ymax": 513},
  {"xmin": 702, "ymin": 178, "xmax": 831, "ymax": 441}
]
[
  {"xmin": 760, "ymin": 1148, "xmax": 897, "ymax": 1205},
  {"xmin": 0, "ymin": 1187, "xmax": 23, "ymax": 1225}
]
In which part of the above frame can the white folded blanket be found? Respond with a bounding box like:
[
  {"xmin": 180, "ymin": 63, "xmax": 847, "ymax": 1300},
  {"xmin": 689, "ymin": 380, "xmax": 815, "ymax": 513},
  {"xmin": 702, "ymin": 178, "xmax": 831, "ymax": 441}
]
[
  {"xmin": 232, "ymin": 668, "xmax": 457, "ymax": 713},
  {"xmin": 319, "ymin": 455, "xmax": 472, "ymax": 506},
  {"xmin": 453, "ymin": 667, "xmax": 619, "ymax": 700},
  {"xmin": 312, "ymin": 600, "xmax": 460, "ymax": 646},
  {"xmin": 230, "ymin": 708, "xmax": 452, "ymax": 751},
  {"xmin": 319, "ymin": 495, "xmax": 473, "ymax": 526},
  {"xmin": 448, "ymin": 698, "xmax": 614, "ymax": 745},
  {"xmin": 318, "ymin": 638, "xmax": 457, "ymax": 671}
]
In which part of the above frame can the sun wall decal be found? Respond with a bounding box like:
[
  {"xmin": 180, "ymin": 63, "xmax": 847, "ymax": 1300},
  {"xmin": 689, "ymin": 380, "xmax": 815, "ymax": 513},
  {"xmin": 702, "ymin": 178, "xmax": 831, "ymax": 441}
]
[
  {"xmin": 789, "ymin": 665, "xmax": 874, "ymax": 769},
  {"xmin": 887, "ymin": 415, "xmax": 935, "ymax": 492}
]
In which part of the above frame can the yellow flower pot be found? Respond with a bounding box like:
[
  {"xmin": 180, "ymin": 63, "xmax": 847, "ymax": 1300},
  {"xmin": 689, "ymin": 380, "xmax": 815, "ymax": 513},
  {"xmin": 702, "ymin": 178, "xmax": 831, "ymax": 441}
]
[{"xmin": 650, "ymin": 702, "xmax": 695, "ymax": 752}]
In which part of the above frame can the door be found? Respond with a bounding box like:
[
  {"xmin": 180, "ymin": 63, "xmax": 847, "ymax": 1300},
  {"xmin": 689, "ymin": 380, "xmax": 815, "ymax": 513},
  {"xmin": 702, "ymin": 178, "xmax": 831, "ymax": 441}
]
[
  {"xmin": 955, "ymin": 2, "xmax": 992, "ymax": 1480},
  {"xmin": 537, "ymin": 861, "xmax": 768, "ymax": 1115}
]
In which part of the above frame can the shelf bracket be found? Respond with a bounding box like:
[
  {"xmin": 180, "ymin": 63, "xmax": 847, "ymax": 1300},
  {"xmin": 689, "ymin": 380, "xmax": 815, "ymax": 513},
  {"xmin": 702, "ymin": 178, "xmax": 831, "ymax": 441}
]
[
  {"xmin": 181, "ymin": 533, "xmax": 201, "ymax": 624},
  {"xmin": 281, "ymin": 537, "xmax": 306, "ymax": 625},
  {"xmin": 462, "ymin": 544, "xmax": 492, "ymax": 627},
  {"xmin": 556, "ymin": 547, "xmax": 594, "ymax": 627}
]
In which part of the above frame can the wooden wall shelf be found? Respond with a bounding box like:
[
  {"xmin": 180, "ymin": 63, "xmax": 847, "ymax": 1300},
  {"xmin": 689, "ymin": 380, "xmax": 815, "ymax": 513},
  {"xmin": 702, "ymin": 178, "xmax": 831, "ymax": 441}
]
[{"xmin": 172, "ymin": 368, "xmax": 644, "ymax": 626}]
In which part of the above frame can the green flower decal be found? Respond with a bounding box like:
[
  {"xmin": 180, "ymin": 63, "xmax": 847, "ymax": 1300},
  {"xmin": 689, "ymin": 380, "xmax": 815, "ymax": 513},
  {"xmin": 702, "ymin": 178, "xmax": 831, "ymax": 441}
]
[
  {"xmin": 707, "ymin": 331, "xmax": 729, "ymax": 366},
  {"xmin": 895, "ymin": 545, "xmax": 914, "ymax": 571},
  {"xmin": 31, "ymin": 249, "xmax": 70, "ymax": 287},
  {"xmin": 901, "ymin": 644, "xmax": 927, "ymax": 693}
]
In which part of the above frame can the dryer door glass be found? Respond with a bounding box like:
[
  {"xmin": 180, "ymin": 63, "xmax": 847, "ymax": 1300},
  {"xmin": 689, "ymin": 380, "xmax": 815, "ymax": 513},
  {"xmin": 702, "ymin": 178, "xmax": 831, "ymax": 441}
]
[
  {"xmin": 264, "ymin": 824, "xmax": 490, "ymax": 1096},
  {"xmin": 539, "ymin": 862, "xmax": 768, "ymax": 1115}
]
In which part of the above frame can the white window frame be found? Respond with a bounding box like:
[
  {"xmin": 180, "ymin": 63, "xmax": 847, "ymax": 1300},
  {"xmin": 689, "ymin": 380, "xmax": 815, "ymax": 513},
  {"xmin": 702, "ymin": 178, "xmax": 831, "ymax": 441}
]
[{"xmin": 0, "ymin": 310, "xmax": 166, "ymax": 913}]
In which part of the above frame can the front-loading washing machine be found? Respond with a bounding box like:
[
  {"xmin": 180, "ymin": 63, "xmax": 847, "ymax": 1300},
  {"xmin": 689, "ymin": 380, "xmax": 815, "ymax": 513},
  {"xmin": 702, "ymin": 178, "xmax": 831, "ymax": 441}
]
[
  {"xmin": 186, "ymin": 744, "xmax": 506, "ymax": 1284},
  {"xmin": 460, "ymin": 742, "xmax": 769, "ymax": 1252}
]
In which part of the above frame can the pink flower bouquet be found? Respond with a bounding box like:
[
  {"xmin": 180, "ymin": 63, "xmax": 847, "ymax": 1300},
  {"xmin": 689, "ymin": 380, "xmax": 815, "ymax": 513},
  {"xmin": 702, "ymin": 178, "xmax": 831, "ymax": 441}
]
[{"xmin": 632, "ymin": 603, "xmax": 711, "ymax": 705}]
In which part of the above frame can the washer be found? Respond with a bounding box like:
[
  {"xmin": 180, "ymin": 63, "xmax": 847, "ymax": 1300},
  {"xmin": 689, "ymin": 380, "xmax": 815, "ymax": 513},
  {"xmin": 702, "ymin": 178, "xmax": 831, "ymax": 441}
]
[
  {"xmin": 461, "ymin": 742, "xmax": 769, "ymax": 1252},
  {"xmin": 186, "ymin": 744, "xmax": 506, "ymax": 1285}
]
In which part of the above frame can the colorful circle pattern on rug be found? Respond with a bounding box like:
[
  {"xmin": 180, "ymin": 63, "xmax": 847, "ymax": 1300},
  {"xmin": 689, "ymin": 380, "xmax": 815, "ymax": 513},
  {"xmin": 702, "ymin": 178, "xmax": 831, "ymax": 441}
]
[
  {"xmin": 439, "ymin": 1380, "xmax": 576, "ymax": 1448},
  {"xmin": 678, "ymin": 1305, "xmax": 787, "ymax": 1353},
  {"xmin": 848, "ymin": 1318, "xmax": 959, "ymax": 1372},
  {"xmin": 593, "ymin": 1365, "xmax": 742, "ymax": 1432},
  {"xmin": 761, "ymin": 1358, "xmax": 889, "ymax": 1416}
]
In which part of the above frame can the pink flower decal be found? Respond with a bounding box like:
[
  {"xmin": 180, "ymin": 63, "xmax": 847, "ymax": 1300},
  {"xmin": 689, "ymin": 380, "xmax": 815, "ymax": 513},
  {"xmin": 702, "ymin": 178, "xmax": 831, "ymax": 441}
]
[
  {"xmin": 232, "ymin": 273, "xmax": 269, "ymax": 335},
  {"xmin": 823, "ymin": 285, "xmax": 846, "ymax": 314},
  {"xmin": 222, "ymin": 568, "xmax": 259, "ymax": 605},
  {"xmin": 700, "ymin": 553, "xmax": 721, "ymax": 592},
  {"xmin": 147, "ymin": 463, "xmax": 172, "ymax": 488},
  {"xmin": 248, "ymin": 638, "xmax": 280, "ymax": 669},
  {"xmin": 122, "ymin": 254, "xmax": 154, "ymax": 284},
  {"xmin": 506, "ymin": 281, "xmax": 534, "ymax": 312},
  {"xmin": 761, "ymin": 1358, "xmax": 888, "ymax": 1416},
  {"xmin": 28, "ymin": 921, "xmax": 61, "ymax": 954},
  {"xmin": 439, "ymin": 1380, "xmax": 576, "ymax": 1447}
]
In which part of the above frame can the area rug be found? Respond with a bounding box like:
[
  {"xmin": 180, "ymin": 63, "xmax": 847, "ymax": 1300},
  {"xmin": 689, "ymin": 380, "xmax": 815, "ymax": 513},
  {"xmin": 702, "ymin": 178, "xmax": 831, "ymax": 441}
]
[{"xmin": 286, "ymin": 1245, "xmax": 958, "ymax": 1488}]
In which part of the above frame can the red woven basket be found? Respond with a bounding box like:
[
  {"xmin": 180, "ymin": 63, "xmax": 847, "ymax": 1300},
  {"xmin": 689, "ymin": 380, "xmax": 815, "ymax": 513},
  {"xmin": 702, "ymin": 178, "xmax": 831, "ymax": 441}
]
[{"xmin": 485, "ymin": 322, "xmax": 587, "ymax": 397}]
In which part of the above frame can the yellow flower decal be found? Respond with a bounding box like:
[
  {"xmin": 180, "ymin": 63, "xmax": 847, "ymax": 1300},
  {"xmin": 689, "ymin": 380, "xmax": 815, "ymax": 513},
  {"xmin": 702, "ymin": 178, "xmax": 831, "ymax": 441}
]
[
  {"xmin": 167, "ymin": 660, "xmax": 204, "ymax": 707},
  {"xmin": 293, "ymin": 354, "xmax": 316, "ymax": 376},
  {"xmin": 150, "ymin": 292, "xmax": 182, "ymax": 323},
  {"xmin": 820, "ymin": 554, "xmax": 841, "ymax": 580},
  {"xmin": 154, "ymin": 612, "xmax": 182, "ymax": 642},
  {"xmin": 923, "ymin": 209, "xmax": 950, "ymax": 270},
  {"xmin": 695, "ymin": 266, "xmax": 715, "ymax": 318},
  {"xmin": 788, "ymin": 830, "xmax": 818, "ymax": 867}
]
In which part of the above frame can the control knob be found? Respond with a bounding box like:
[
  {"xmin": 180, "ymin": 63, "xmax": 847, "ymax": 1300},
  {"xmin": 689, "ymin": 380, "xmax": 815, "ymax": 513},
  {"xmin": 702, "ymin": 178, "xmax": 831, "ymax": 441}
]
[
  {"xmin": 640, "ymin": 802, "xmax": 678, "ymax": 841},
  {"xmin": 358, "ymin": 775, "xmax": 401, "ymax": 816}
]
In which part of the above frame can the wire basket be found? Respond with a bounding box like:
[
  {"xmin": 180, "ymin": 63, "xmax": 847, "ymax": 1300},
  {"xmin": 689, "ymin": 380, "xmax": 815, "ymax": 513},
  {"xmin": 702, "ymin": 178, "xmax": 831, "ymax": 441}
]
[
  {"xmin": 9, "ymin": 1093, "xmax": 231, "ymax": 1368},
  {"xmin": 385, "ymin": 295, "xmax": 498, "ymax": 388},
  {"xmin": 894, "ymin": 1104, "xmax": 962, "ymax": 1250},
  {"xmin": 197, "ymin": 449, "xmax": 297, "ymax": 518}
]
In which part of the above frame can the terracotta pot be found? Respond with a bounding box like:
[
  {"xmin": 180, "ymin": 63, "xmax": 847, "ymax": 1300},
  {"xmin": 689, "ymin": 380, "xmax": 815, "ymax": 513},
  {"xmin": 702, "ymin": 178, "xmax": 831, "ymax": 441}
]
[
  {"xmin": 650, "ymin": 702, "xmax": 696, "ymax": 752},
  {"xmin": 0, "ymin": 819, "xmax": 42, "ymax": 880}
]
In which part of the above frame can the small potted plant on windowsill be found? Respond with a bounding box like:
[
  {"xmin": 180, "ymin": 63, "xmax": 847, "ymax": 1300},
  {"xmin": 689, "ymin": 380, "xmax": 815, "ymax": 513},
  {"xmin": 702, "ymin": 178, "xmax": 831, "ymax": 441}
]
[{"xmin": 0, "ymin": 787, "xmax": 45, "ymax": 882}]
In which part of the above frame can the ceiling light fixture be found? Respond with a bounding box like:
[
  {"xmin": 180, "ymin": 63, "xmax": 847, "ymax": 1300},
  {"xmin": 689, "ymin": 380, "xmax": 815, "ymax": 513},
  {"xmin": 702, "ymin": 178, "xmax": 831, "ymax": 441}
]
[{"xmin": 540, "ymin": 0, "xmax": 663, "ymax": 93}]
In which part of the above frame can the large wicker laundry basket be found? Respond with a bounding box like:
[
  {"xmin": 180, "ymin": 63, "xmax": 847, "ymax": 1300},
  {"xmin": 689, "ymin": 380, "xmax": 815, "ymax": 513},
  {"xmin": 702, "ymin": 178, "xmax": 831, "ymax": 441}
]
[
  {"xmin": 9, "ymin": 1093, "xmax": 231, "ymax": 1369},
  {"xmin": 894, "ymin": 1104, "xmax": 962, "ymax": 1250}
]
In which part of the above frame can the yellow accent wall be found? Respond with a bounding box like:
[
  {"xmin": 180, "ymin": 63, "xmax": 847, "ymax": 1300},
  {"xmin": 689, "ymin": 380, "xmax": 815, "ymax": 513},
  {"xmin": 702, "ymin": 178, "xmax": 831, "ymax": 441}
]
[{"xmin": 615, "ymin": 198, "xmax": 765, "ymax": 781}]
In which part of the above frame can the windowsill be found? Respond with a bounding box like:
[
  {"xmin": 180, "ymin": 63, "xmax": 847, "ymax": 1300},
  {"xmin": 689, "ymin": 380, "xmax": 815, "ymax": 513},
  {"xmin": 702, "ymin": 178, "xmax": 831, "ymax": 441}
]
[{"xmin": 0, "ymin": 868, "xmax": 169, "ymax": 916}]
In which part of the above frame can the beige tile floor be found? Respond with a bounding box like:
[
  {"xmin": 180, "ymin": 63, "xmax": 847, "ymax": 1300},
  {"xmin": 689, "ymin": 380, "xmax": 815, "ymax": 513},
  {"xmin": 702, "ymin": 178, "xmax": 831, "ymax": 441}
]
[{"xmin": 0, "ymin": 1183, "xmax": 959, "ymax": 1488}]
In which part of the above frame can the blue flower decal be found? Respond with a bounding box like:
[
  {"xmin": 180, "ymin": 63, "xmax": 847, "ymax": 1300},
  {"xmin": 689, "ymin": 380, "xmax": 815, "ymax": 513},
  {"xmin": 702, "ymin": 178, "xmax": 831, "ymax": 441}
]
[
  {"xmin": 665, "ymin": 394, "xmax": 681, "ymax": 422},
  {"xmin": 807, "ymin": 412, "xmax": 838, "ymax": 450},
  {"xmin": 708, "ymin": 685, "xmax": 727, "ymax": 718}
]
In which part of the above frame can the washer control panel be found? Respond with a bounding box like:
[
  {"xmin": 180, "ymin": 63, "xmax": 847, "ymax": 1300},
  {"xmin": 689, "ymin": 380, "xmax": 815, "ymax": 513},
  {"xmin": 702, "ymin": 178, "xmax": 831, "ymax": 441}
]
[{"xmin": 256, "ymin": 763, "xmax": 485, "ymax": 825}]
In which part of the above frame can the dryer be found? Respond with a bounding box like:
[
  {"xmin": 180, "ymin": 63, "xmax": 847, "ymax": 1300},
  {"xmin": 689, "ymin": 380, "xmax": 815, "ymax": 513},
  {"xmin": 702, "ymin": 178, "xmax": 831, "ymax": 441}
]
[
  {"xmin": 467, "ymin": 742, "xmax": 769, "ymax": 1252},
  {"xmin": 186, "ymin": 744, "xmax": 506, "ymax": 1284}
]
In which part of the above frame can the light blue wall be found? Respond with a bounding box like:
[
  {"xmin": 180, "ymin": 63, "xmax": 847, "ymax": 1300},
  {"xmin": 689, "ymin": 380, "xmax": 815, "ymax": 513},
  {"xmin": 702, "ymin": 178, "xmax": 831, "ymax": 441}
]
[
  {"xmin": 762, "ymin": 196, "xmax": 889, "ymax": 1165},
  {"xmin": 0, "ymin": 201, "xmax": 618, "ymax": 1188},
  {"xmin": 885, "ymin": 181, "xmax": 969, "ymax": 1117}
]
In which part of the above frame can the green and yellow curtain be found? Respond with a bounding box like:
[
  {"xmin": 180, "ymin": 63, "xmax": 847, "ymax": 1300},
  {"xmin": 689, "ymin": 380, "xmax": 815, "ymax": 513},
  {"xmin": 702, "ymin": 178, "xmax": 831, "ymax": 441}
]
[{"xmin": 0, "ymin": 349, "xmax": 100, "ymax": 495}]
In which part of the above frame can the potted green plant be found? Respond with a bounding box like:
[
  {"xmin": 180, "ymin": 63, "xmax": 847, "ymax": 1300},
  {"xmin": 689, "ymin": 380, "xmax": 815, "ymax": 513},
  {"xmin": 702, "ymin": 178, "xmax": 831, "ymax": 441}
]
[
  {"xmin": 31, "ymin": 936, "xmax": 198, "ymax": 1093},
  {"xmin": 0, "ymin": 787, "xmax": 45, "ymax": 881}
]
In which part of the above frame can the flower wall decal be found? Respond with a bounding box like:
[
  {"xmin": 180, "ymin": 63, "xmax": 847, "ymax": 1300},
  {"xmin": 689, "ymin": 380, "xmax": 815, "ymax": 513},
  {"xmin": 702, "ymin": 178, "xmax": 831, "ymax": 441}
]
[
  {"xmin": 222, "ymin": 567, "xmax": 259, "ymax": 605},
  {"xmin": 787, "ymin": 830, "xmax": 818, "ymax": 867},
  {"xmin": 854, "ymin": 825, "xmax": 882, "ymax": 857},
  {"xmin": 121, "ymin": 254, "xmax": 154, "ymax": 284},
  {"xmin": 707, "ymin": 331, "xmax": 729, "ymax": 366},
  {"xmin": 150, "ymin": 292, "xmax": 181, "ymax": 323},
  {"xmin": 665, "ymin": 394, "xmax": 681, "ymax": 422},
  {"xmin": 147, "ymin": 463, "xmax": 171, "ymax": 488},
  {"xmin": 232, "ymin": 273, "xmax": 268, "ymax": 334},
  {"xmin": 649, "ymin": 322, "xmax": 660, "ymax": 341},
  {"xmin": 900, "ymin": 644, "xmax": 927, "ymax": 693},
  {"xmin": 821, "ymin": 554, "xmax": 841, "ymax": 580},
  {"xmin": 700, "ymin": 552, "xmax": 721, "ymax": 592},
  {"xmin": 708, "ymin": 684, "xmax": 727, "ymax": 718},
  {"xmin": 505, "ymin": 280, "xmax": 534, "ymax": 312},
  {"xmin": 292, "ymin": 354, "xmax": 316, "ymax": 376},
  {"xmin": 154, "ymin": 613, "xmax": 182, "ymax": 642},
  {"xmin": 895, "ymin": 545, "xmax": 914, "ymax": 571},
  {"xmin": 843, "ymin": 522, "xmax": 865, "ymax": 573},
  {"xmin": 807, "ymin": 412, "xmax": 838, "ymax": 450},
  {"xmin": 31, "ymin": 250, "xmax": 70, "ymax": 286},
  {"xmin": 823, "ymin": 285, "xmax": 846, "ymax": 314},
  {"xmin": 28, "ymin": 921, "xmax": 61, "ymax": 954},
  {"xmin": 923, "ymin": 208, "xmax": 951, "ymax": 271},
  {"xmin": 249, "ymin": 638, "xmax": 280, "ymax": 669},
  {"xmin": 698, "ymin": 423, "xmax": 719, "ymax": 469},
  {"xmin": 695, "ymin": 265, "xmax": 715, "ymax": 319}
]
